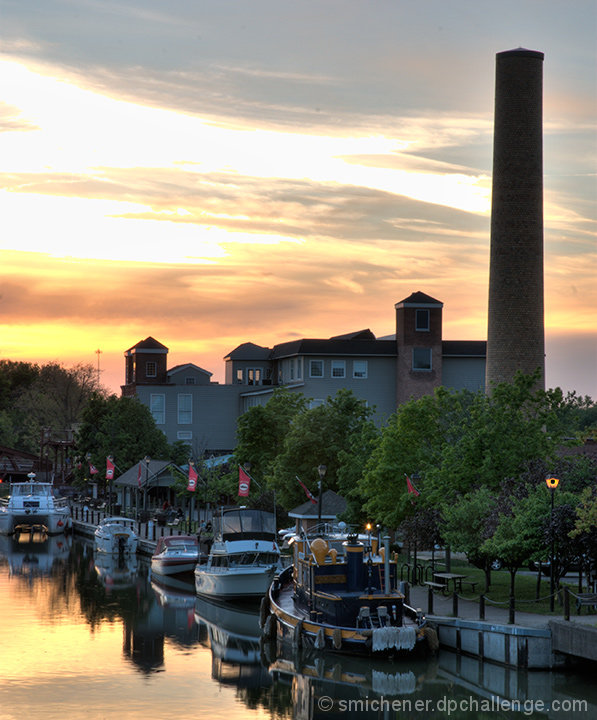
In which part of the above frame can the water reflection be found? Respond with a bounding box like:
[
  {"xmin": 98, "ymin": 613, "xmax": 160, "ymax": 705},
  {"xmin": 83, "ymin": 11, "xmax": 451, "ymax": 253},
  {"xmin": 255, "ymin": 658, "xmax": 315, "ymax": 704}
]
[{"xmin": 0, "ymin": 536, "xmax": 594, "ymax": 719}]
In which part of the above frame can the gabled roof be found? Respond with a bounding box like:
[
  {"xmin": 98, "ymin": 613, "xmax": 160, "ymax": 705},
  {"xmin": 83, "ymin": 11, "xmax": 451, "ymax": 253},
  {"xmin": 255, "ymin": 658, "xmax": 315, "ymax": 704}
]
[
  {"xmin": 289, "ymin": 489, "xmax": 347, "ymax": 519},
  {"xmin": 395, "ymin": 291, "xmax": 443, "ymax": 308},
  {"xmin": 125, "ymin": 337, "xmax": 169, "ymax": 354},
  {"xmin": 113, "ymin": 459, "xmax": 182, "ymax": 488},
  {"xmin": 168, "ymin": 363, "xmax": 213, "ymax": 378},
  {"xmin": 224, "ymin": 342, "xmax": 272, "ymax": 361}
]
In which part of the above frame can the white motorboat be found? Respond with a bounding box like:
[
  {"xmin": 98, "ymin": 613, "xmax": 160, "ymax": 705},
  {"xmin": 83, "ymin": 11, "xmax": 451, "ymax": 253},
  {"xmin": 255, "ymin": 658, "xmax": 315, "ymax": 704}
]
[
  {"xmin": 0, "ymin": 474, "xmax": 72, "ymax": 535},
  {"xmin": 194, "ymin": 507, "xmax": 280, "ymax": 600},
  {"xmin": 151, "ymin": 535, "xmax": 199, "ymax": 577},
  {"xmin": 94, "ymin": 516, "xmax": 138, "ymax": 555}
]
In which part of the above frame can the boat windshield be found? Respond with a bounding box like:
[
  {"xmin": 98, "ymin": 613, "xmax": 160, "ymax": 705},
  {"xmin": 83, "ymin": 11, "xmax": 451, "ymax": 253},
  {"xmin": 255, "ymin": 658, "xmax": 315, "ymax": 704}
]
[
  {"xmin": 11, "ymin": 484, "xmax": 52, "ymax": 497},
  {"xmin": 217, "ymin": 509, "xmax": 276, "ymax": 541}
]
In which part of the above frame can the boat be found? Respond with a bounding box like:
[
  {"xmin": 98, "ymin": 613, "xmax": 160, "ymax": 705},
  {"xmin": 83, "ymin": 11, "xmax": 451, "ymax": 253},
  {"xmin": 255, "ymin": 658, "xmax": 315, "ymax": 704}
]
[
  {"xmin": 262, "ymin": 532, "xmax": 437, "ymax": 657},
  {"xmin": 194, "ymin": 507, "xmax": 280, "ymax": 600},
  {"xmin": 94, "ymin": 516, "xmax": 138, "ymax": 555},
  {"xmin": 151, "ymin": 535, "xmax": 199, "ymax": 577},
  {"xmin": 0, "ymin": 474, "xmax": 72, "ymax": 535}
]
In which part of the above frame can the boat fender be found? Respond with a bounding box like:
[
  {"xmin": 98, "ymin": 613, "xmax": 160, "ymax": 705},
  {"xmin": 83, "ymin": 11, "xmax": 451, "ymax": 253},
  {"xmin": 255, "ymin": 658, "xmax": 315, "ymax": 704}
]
[
  {"xmin": 314, "ymin": 627, "xmax": 326, "ymax": 650},
  {"xmin": 332, "ymin": 627, "xmax": 342, "ymax": 650},
  {"xmin": 423, "ymin": 625, "xmax": 439, "ymax": 654},
  {"xmin": 293, "ymin": 620, "xmax": 302, "ymax": 649},
  {"xmin": 259, "ymin": 596, "xmax": 270, "ymax": 629},
  {"xmin": 263, "ymin": 613, "xmax": 277, "ymax": 641}
]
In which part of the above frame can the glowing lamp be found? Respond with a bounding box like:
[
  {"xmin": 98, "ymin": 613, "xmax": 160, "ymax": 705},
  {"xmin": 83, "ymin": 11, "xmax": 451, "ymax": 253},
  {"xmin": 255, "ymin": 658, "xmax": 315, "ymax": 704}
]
[{"xmin": 545, "ymin": 477, "xmax": 560, "ymax": 490}]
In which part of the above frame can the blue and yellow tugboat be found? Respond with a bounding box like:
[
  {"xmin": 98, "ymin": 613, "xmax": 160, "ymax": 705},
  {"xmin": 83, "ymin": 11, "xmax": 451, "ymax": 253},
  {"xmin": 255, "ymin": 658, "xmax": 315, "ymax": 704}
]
[{"xmin": 262, "ymin": 532, "xmax": 437, "ymax": 657}]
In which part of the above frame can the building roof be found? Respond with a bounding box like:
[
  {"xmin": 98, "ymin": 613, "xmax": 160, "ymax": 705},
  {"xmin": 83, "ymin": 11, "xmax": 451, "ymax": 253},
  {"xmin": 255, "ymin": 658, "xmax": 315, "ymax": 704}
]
[
  {"xmin": 329, "ymin": 329, "xmax": 376, "ymax": 341},
  {"xmin": 289, "ymin": 489, "xmax": 347, "ymax": 519},
  {"xmin": 442, "ymin": 340, "xmax": 487, "ymax": 357},
  {"xmin": 168, "ymin": 363, "xmax": 213, "ymax": 378},
  {"xmin": 125, "ymin": 336, "xmax": 169, "ymax": 354},
  {"xmin": 272, "ymin": 338, "xmax": 396, "ymax": 360},
  {"xmin": 113, "ymin": 459, "xmax": 182, "ymax": 489},
  {"xmin": 395, "ymin": 291, "xmax": 443, "ymax": 307},
  {"xmin": 224, "ymin": 342, "xmax": 272, "ymax": 361}
]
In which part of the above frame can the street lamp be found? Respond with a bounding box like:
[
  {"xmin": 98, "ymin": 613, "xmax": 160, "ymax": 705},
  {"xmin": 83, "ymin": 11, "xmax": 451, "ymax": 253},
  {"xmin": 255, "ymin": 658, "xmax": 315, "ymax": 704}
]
[
  {"xmin": 143, "ymin": 455, "xmax": 151, "ymax": 512},
  {"xmin": 546, "ymin": 476, "xmax": 560, "ymax": 612},
  {"xmin": 317, "ymin": 464, "xmax": 326, "ymax": 532}
]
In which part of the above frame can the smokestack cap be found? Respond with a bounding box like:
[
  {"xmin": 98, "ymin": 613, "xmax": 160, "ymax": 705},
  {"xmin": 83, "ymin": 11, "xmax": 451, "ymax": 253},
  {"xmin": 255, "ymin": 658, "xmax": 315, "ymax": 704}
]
[{"xmin": 497, "ymin": 47, "xmax": 544, "ymax": 61}]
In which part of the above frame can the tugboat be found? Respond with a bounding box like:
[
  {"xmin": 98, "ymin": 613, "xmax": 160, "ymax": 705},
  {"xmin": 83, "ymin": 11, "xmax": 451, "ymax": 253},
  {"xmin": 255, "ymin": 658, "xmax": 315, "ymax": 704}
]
[{"xmin": 262, "ymin": 532, "xmax": 437, "ymax": 657}]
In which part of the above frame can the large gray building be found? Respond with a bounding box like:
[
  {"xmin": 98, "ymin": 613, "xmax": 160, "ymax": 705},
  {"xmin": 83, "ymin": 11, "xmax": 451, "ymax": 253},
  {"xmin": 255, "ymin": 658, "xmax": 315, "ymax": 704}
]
[{"xmin": 121, "ymin": 292, "xmax": 486, "ymax": 455}]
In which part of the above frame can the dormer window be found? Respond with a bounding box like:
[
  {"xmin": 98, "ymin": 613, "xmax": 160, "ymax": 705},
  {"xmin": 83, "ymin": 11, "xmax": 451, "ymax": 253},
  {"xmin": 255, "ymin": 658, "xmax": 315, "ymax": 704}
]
[
  {"xmin": 416, "ymin": 309, "xmax": 430, "ymax": 331},
  {"xmin": 146, "ymin": 361, "xmax": 157, "ymax": 377}
]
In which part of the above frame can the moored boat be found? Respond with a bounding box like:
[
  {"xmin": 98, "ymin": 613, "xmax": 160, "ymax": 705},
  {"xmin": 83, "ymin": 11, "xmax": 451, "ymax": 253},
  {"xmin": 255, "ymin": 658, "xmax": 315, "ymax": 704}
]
[
  {"xmin": 194, "ymin": 507, "xmax": 280, "ymax": 600},
  {"xmin": 0, "ymin": 474, "xmax": 72, "ymax": 535},
  {"xmin": 262, "ymin": 533, "xmax": 437, "ymax": 657},
  {"xmin": 151, "ymin": 535, "xmax": 199, "ymax": 577},
  {"xmin": 94, "ymin": 516, "xmax": 138, "ymax": 555}
]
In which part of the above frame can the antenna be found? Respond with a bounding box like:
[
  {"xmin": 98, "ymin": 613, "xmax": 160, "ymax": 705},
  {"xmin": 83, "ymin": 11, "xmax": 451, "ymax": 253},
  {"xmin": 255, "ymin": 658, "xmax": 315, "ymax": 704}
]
[{"xmin": 95, "ymin": 348, "xmax": 102, "ymax": 386}]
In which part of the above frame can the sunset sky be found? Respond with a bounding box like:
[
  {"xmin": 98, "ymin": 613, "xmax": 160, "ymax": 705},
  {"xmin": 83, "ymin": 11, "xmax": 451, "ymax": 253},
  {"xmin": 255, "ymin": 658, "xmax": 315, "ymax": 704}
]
[{"xmin": 1, "ymin": 1, "xmax": 595, "ymax": 398}]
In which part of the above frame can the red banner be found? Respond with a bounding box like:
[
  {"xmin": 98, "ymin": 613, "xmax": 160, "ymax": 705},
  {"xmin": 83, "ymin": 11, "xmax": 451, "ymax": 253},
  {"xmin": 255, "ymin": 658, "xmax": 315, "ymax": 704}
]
[
  {"xmin": 106, "ymin": 458, "xmax": 115, "ymax": 480},
  {"xmin": 238, "ymin": 466, "xmax": 251, "ymax": 497},
  {"xmin": 89, "ymin": 463, "xmax": 98, "ymax": 475},
  {"xmin": 187, "ymin": 464, "xmax": 198, "ymax": 492}
]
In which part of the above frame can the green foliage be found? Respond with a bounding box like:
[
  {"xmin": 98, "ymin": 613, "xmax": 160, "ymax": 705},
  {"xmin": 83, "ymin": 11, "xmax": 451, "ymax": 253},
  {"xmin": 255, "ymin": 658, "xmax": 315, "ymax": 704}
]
[
  {"xmin": 74, "ymin": 394, "xmax": 171, "ymax": 482},
  {"xmin": 0, "ymin": 359, "xmax": 103, "ymax": 453},
  {"xmin": 442, "ymin": 487, "xmax": 498, "ymax": 571},
  {"xmin": 336, "ymin": 418, "xmax": 380, "ymax": 525},
  {"xmin": 268, "ymin": 388, "xmax": 374, "ymax": 510}
]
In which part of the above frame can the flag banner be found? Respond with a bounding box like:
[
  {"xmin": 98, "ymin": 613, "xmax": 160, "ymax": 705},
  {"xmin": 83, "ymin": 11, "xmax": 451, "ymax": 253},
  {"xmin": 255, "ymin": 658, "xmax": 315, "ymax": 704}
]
[
  {"xmin": 238, "ymin": 466, "xmax": 251, "ymax": 497},
  {"xmin": 89, "ymin": 463, "xmax": 98, "ymax": 475},
  {"xmin": 296, "ymin": 476, "xmax": 317, "ymax": 504},
  {"xmin": 137, "ymin": 463, "xmax": 142, "ymax": 488},
  {"xmin": 187, "ymin": 464, "xmax": 198, "ymax": 492},
  {"xmin": 106, "ymin": 458, "xmax": 115, "ymax": 480},
  {"xmin": 406, "ymin": 475, "xmax": 420, "ymax": 496}
]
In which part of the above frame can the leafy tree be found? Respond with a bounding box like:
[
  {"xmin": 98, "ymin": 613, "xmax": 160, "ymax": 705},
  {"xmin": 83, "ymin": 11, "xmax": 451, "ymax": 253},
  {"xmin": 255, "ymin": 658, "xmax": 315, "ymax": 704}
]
[
  {"xmin": 74, "ymin": 394, "xmax": 172, "ymax": 487},
  {"xmin": 269, "ymin": 389, "xmax": 374, "ymax": 510},
  {"xmin": 442, "ymin": 487, "xmax": 498, "ymax": 592}
]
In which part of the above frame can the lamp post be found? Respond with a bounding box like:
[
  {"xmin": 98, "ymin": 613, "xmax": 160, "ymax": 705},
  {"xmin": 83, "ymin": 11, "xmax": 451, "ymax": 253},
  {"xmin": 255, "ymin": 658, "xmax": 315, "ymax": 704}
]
[
  {"xmin": 317, "ymin": 464, "xmax": 326, "ymax": 532},
  {"xmin": 143, "ymin": 455, "xmax": 151, "ymax": 512},
  {"xmin": 546, "ymin": 476, "xmax": 560, "ymax": 612}
]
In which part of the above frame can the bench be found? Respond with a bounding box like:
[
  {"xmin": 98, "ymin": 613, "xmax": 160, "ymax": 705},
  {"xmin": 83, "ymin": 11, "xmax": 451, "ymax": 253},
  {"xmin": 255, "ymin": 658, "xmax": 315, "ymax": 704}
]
[
  {"xmin": 462, "ymin": 581, "xmax": 478, "ymax": 593},
  {"xmin": 576, "ymin": 593, "xmax": 597, "ymax": 613},
  {"xmin": 424, "ymin": 581, "xmax": 447, "ymax": 593}
]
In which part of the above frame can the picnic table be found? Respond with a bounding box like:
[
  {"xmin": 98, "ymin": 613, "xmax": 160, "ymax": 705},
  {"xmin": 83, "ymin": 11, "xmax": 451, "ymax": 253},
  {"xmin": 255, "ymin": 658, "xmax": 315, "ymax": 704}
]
[{"xmin": 433, "ymin": 572, "xmax": 468, "ymax": 593}]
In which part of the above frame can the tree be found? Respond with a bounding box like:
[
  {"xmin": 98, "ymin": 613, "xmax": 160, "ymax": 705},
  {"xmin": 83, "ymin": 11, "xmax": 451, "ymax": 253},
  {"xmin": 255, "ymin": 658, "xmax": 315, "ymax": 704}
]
[
  {"xmin": 442, "ymin": 487, "xmax": 498, "ymax": 592},
  {"xmin": 74, "ymin": 394, "xmax": 172, "ymax": 486},
  {"xmin": 268, "ymin": 389, "xmax": 374, "ymax": 510}
]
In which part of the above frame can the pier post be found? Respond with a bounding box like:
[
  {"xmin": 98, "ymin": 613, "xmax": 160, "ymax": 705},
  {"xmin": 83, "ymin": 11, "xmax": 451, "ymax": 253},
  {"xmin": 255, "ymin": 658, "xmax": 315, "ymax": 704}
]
[
  {"xmin": 509, "ymin": 594, "xmax": 515, "ymax": 624},
  {"xmin": 564, "ymin": 586, "xmax": 570, "ymax": 621},
  {"xmin": 479, "ymin": 595, "xmax": 485, "ymax": 620},
  {"xmin": 452, "ymin": 591, "xmax": 458, "ymax": 617},
  {"xmin": 428, "ymin": 585, "xmax": 434, "ymax": 615}
]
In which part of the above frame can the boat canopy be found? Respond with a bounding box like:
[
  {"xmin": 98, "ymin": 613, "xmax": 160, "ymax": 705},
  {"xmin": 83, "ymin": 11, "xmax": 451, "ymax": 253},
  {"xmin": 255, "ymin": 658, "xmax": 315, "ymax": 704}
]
[{"xmin": 216, "ymin": 509, "xmax": 276, "ymax": 542}]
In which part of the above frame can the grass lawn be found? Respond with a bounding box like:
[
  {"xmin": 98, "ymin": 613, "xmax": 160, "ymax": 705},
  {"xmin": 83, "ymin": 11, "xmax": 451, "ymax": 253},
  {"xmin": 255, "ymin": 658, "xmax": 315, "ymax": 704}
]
[{"xmin": 399, "ymin": 557, "xmax": 595, "ymax": 617}]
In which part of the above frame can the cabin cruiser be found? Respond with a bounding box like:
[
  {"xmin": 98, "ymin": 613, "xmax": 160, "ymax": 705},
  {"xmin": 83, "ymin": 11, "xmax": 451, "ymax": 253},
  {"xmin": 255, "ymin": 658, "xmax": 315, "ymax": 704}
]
[
  {"xmin": 194, "ymin": 507, "xmax": 280, "ymax": 599},
  {"xmin": 0, "ymin": 474, "xmax": 72, "ymax": 535},
  {"xmin": 151, "ymin": 535, "xmax": 199, "ymax": 577},
  {"xmin": 94, "ymin": 516, "xmax": 138, "ymax": 555}
]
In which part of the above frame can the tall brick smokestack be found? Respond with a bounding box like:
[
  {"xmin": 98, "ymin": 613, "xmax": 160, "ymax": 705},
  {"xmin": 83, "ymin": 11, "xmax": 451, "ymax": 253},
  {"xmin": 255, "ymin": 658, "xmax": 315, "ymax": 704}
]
[{"xmin": 486, "ymin": 48, "xmax": 545, "ymax": 391}]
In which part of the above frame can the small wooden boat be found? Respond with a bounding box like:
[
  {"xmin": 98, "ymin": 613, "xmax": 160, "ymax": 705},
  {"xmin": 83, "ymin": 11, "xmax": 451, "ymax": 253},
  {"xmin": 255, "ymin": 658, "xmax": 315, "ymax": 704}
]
[
  {"xmin": 151, "ymin": 535, "xmax": 199, "ymax": 577},
  {"xmin": 262, "ymin": 534, "xmax": 437, "ymax": 657}
]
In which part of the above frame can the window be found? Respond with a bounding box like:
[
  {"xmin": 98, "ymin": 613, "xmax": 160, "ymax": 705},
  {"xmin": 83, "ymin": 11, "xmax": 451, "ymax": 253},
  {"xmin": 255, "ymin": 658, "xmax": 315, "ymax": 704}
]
[
  {"xmin": 178, "ymin": 393, "xmax": 192, "ymax": 424},
  {"xmin": 247, "ymin": 368, "xmax": 262, "ymax": 385},
  {"xmin": 416, "ymin": 309, "xmax": 430, "ymax": 331},
  {"xmin": 309, "ymin": 359, "xmax": 323, "ymax": 378},
  {"xmin": 353, "ymin": 360, "xmax": 368, "ymax": 379},
  {"xmin": 177, "ymin": 431, "xmax": 192, "ymax": 441},
  {"xmin": 331, "ymin": 360, "xmax": 346, "ymax": 378},
  {"xmin": 412, "ymin": 348, "xmax": 432, "ymax": 371},
  {"xmin": 185, "ymin": 377, "xmax": 196, "ymax": 385},
  {"xmin": 309, "ymin": 398, "xmax": 325, "ymax": 409},
  {"xmin": 146, "ymin": 361, "xmax": 157, "ymax": 377},
  {"xmin": 150, "ymin": 394, "xmax": 165, "ymax": 424},
  {"xmin": 236, "ymin": 369, "xmax": 243, "ymax": 384}
]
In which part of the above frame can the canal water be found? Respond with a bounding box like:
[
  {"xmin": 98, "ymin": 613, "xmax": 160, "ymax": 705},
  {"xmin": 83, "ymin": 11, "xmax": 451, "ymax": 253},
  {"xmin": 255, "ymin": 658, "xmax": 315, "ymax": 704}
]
[{"xmin": 0, "ymin": 533, "xmax": 594, "ymax": 719}]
